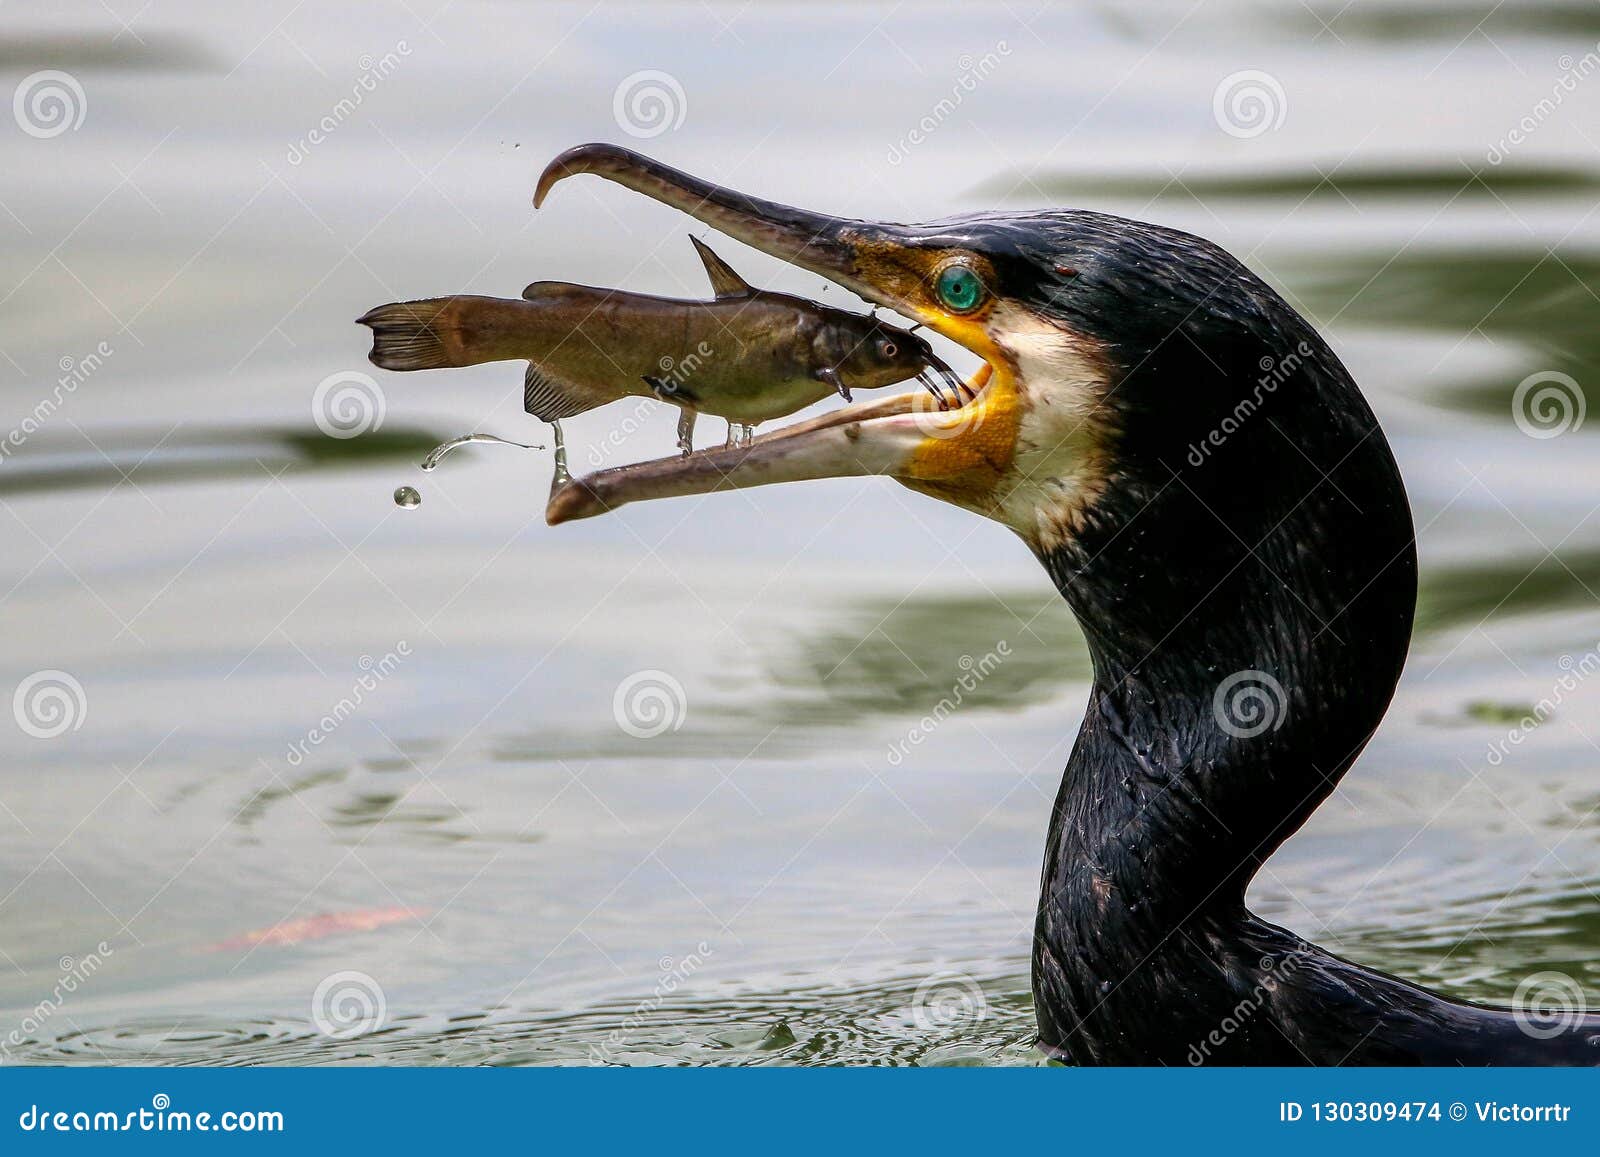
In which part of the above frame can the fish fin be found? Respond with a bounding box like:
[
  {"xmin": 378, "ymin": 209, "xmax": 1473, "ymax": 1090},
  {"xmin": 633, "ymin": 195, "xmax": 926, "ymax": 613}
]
[
  {"xmin": 358, "ymin": 299, "xmax": 469, "ymax": 370},
  {"xmin": 523, "ymin": 362, "xmax": 597, "ymax": 421},
  {"xmin": 520, "ymin": 281, "xmax": 597, "ymax": 302},
  {"xmin": 689, "ymin": 236, "xmax": 754, "ymax": 300},
  {"xmin": 641, "ymin": 375, "xmax": 700, "ymax": 405}
]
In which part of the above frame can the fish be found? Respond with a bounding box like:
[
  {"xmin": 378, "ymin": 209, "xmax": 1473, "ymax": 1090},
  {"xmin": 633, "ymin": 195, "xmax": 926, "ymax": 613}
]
[{"xmin": 357, "ymin": 237, "xmax": 965, "ymax": 464}]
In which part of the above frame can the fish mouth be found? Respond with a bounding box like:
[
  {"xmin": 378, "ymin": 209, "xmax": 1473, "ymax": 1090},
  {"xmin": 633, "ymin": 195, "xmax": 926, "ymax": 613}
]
[{"xmin": 534, "ymin": 143, "xmax": 1014, "ymax": 525}]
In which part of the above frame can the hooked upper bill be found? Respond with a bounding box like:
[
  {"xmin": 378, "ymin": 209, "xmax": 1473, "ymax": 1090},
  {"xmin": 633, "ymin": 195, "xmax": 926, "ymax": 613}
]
[{"xmin": 534, "ymin": 143, "xmax": 1030, "ymax": 528}]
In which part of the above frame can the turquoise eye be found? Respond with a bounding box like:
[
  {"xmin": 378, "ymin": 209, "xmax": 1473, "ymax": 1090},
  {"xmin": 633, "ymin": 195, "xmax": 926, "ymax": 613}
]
[{"xmin": 935, "ymin": 264, "xmax": 986, "ymax": 313}]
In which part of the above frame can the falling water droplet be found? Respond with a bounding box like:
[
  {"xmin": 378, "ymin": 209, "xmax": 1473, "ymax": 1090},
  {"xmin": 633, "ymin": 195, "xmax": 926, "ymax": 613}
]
[
  {"xmin": 393, "ymin": 486, "xmax": 421, "ymax": 509},
  {"xmin": 549, "ymin": 420, "xmax": 571, "ymax": 494},
  {"xmin": 421, "ymin": 432, "xmax": 546, "ymax": 472},
  {"xmin": 676, "ymin": 408, "xmax": 697, "ymax": 457}
]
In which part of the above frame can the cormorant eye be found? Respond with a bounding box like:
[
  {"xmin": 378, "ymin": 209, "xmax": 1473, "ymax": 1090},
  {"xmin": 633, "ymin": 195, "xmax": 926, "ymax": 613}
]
[{"xmin": 934, "ymin": 264, "xmax": 987, "ymax": 313}]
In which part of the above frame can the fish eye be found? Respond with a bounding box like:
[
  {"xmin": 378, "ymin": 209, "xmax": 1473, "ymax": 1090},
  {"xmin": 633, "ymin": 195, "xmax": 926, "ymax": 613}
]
[
  {"xmin": 878, "ymin": 339, "xmax": 898, "ymax": 358},
  {"xmin": 934, "ymin": 263, "xmax": 987, "ymax": 314}
]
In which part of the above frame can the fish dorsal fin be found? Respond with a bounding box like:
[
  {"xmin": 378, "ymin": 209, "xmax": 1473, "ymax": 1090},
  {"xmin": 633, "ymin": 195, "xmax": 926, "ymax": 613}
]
[
  {"xmin": 522, "ymin": 281, "xmax": 586, "ymax": 301},
  {"xmin": 689, "ymin": 236, "xmax": 754, "ymax": 299}
]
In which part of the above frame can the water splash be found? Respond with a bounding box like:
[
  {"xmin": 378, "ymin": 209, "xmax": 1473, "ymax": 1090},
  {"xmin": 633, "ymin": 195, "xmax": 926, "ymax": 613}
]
[
  {"xmin": 549, "ymin": 420, "xmax": 571, "ymax": 494},
  {"xmin": 421, "ymin": 433, "xmax": 546, "ymax": 472},
  {"xmin": 393, "ymin": 486, "xmax": 421, "ymax": 509}
]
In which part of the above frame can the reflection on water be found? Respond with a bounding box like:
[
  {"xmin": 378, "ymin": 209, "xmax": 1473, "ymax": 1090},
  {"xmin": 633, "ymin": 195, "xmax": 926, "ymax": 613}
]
[
  {"xmin": 0, "ymin": 426, "xmax": 443, "ymax": 496},
  {"xmin": 1270, "ymin": 2, "xmax": 1600, "ymax": 40},
  {"xmin": 756, "ymin": 594, "xmax": 1088, "ymax": 722},
  {"xmin": 1290, "ymin": 250, "xmax": 1600, "ymax": 418},
  {"xmin": 0, "ymin": 32, "xmax": 212, "ymax": 72},
  {"xmin": 1419, "ymin": 548, "xmax": 1600, "ymax": 637},
  {"xmin": 4, "ymin": 0, "xmax": 1600, "ymax": 1066},
  {"xmin": 997, "ymin": 163, "xmax": 1600, "ymax": 202}
]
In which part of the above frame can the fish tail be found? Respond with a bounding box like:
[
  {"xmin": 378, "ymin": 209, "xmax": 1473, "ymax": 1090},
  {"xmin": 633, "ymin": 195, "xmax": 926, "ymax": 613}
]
[{"xmin": 357, "ymin": 296, "xmax": 534, "ymax": 371}]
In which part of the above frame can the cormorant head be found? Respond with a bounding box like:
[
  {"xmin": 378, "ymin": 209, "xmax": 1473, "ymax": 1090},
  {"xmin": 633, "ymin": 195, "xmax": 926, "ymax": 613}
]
[
  {"xmin": 539, "ymin": 145, "xmax": 1413, "ymax": 685},
  {"xmin": 538, "ymin": 145, "xmax": 1423, "ymax": 923},
  {"xmin": 536, "ymin": 145, "xmax": 1127, "ymax": 541}
]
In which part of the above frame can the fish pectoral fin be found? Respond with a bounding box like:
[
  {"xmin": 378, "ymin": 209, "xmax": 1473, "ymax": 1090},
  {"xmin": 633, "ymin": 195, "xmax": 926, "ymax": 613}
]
[
  {"xmin": 641, "ymin": 375, "xmax": 701, "ymax": 405},
  {"xmin": 817, "ymin": 365, "xmax": 852, "ymax": 403},
  {"xmin": 524, "ymin": 362, "xmax": 596, "ymax": 421},
  {"xmin": 688, "ymin": 236, "xmax": 755, "ymax": 300}
]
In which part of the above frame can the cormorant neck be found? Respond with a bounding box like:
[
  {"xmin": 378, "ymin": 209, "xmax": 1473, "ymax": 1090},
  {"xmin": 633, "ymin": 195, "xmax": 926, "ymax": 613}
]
[
  {"xmin": 1025, "ymin": 341, "xmax": 1417, "ymax": 1062},
  {"xmin": 1036, "ymin": 346, "xmax": 1418, "ymax": 922}
]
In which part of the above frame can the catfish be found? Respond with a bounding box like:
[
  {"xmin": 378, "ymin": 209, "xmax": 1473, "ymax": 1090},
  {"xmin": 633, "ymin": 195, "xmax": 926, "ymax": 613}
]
[{"xmin": 357, "ymin": 238, "xmax": 961, "ymax": 467}]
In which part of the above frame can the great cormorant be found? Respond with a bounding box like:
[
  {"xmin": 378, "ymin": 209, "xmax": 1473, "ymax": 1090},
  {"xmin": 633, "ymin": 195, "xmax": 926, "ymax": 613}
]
[{"xmin": 536, "ymin": 143, "xmax": 1600, "ymax": 1066}]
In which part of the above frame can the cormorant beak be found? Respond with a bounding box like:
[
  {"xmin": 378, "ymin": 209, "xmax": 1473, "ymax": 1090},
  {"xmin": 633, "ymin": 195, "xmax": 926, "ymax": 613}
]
[{"xmin": 534, "ymin": 144, "xmax": 1024, "ymax": 525}]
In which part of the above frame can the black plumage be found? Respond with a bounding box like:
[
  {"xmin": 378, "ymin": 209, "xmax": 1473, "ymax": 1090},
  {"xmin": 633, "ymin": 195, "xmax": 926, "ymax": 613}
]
[
  {"xmin": 961, "ymin": 210, "xmax": 1600, "ymax": 1065},
  {"xmin": 530, "ymin": 146, "xmax": 1600, "ymax": 1063}
]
